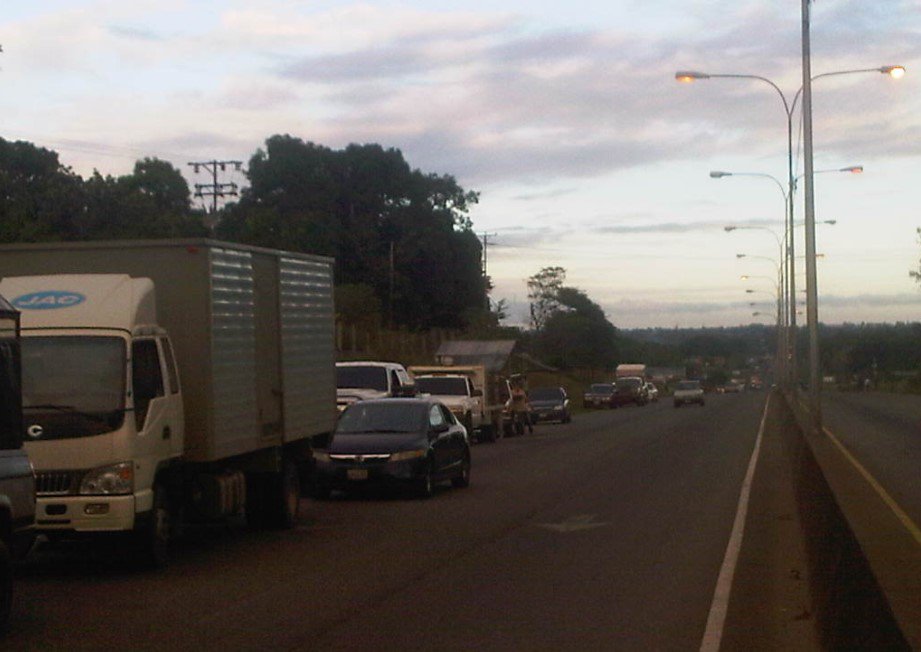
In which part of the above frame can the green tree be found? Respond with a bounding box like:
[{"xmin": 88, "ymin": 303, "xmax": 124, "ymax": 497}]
[
  {"xmin": 219, "ymin": 136, "xmax": 484, "ymax": 330},
  {"xmin": 79, "ymin": 160, "xmax": 206, "ymax": 240},
  {"xmin": 534, "ymin": 286, "xmax": 619, "ymax": 369},
  {"xmin": 0, "ymin": 138, "xmax": 85, "ymax": 242},
  {"xmin": 527, "ymin": 266, "xmax": 566, "ymax": 331}
]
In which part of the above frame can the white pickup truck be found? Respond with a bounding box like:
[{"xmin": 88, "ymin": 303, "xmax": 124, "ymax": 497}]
[{"xmin": 409, "ymin": 365, "xmax": 504, "ymax": 443}]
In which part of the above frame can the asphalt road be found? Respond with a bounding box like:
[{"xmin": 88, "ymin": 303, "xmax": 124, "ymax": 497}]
[
  {"xmin": 821, "ymin": 390, "xmax": 921, "ymax": 532},
  {"xmin": 8, "ymin": 392, "xmax": 767, "ymax": 651}
]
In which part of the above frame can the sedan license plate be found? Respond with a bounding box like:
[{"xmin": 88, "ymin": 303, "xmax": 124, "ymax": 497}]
[{"xmin": 347, "ymin": 469, "xmax": 369, "ymax": 481}]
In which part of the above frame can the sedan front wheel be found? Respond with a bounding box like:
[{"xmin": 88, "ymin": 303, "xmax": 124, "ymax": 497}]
[{"xmin": 451, "ymin": 454, "xmax": 471, "ymax": 488}]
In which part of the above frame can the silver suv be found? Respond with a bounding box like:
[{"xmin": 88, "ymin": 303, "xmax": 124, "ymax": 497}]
[{"xmin": 0, "ymin": 296, "xmax": 36, "ymax": 633}]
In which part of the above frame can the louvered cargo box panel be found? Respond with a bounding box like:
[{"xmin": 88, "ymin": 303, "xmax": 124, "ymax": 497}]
[
  {"xmin": 279, "ymin": 257, "xmax": 336, "ymax": 441},
  {"xmin": 208, "ymin": 248, "xmax": 260, "ymax": 459}
]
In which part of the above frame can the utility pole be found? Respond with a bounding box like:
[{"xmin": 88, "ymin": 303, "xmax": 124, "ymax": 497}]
[
  {"xmin": 481, "ymin": 232, "xmax": 497, "ymax": 312},
  {"xmin": 187, "ymin": 160, "xmax": 243, "ymax": 214},
  {"xmin": 388, "ymin": 241, "xmax": 395, "ymax": 330},
  {"xmin": 801, "ymin": 0, "xmax": 822, "ymax": 434}
]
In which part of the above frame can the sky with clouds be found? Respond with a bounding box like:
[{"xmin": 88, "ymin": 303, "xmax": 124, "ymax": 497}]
[{"xmin": 2, "ymin": 0, "xmax": 920, "ymax": 328}]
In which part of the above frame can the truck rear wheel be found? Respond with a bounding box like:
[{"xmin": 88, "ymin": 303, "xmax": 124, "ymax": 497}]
[{"xmin": 246, "ymin": 458, "xmax": 301, "ymax": 530}]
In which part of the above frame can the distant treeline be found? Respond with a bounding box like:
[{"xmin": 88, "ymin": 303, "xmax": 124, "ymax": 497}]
[{"xmin": 624, "ymin": 323, "xmax": 921, "ymax": 376}]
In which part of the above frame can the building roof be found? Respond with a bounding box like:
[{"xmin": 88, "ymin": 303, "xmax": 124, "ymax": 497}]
[{"xmin": 435, "ymin": 339, "xmax": 517, "ymax": 372}]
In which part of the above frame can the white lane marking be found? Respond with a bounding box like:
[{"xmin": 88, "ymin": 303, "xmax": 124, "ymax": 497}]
[
  {"xmin": 535, "ymin": 514, "xmax": 609, "ymax": 533},
  {"xmin": 699, "ymin": 393, "xmax": 770, "ymax": 652}
]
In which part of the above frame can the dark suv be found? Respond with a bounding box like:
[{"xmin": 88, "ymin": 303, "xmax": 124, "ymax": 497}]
[{"xmin": 611, "ymin": 377, "xmax": 649, "ymax": 407}]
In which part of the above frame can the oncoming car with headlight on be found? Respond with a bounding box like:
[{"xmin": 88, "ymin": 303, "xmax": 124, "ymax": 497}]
[{"xmin": 312, "ymin": 398, "xmax": 471, "ymax": 498}]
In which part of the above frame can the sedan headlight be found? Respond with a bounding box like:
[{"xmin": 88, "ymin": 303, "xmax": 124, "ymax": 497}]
[
  {"xmin": 79, "ymin": 462, "xmax": 134, "ymax": 495},
  {"xmin": 390, "ymin": 449, "xmax": 427, "ymax": 462}
]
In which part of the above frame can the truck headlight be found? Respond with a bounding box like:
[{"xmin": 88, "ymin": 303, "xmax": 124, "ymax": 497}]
[
  {"xmin": 79, "ymin": 462, "xmax": 134, "ymax": 495},
  {"xmin": 390, "ymin": 449, "xmax": 426, "ymax": 462}
]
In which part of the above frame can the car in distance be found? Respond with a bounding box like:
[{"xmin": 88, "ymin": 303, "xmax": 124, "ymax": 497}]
[
  {"xmin": 611, "ymin": 376, "xmax": 648, "ymax": 407},
  {"xmin": 583, "ymin": 383, "xmax": 616, "ymax": 409},
  {"xmin": 529, "ymin": 386, "xmax": 572, "ymax": 423},
  {"xmin": 644, "ymin": 382, "xmax": 659, "ymax": 402},
  {"xmin": 724, "ymin": 380, "xmax": 745, "ymax": 393},
  {"xmin": 673, "ymin": 380, "xmax": 705, "ymax": 407},
  {"xmin": 312, "ymin": 398, "xmax": 470, "ymax": 498}
]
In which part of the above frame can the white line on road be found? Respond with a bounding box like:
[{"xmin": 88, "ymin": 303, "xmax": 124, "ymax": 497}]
[
  {"xmin": 535, "ymin": 514, "xmax": 609, "ymax": 533},
  {"xmin": 699, "ymin": 393, "xmax": 770, "ymax": 652}
]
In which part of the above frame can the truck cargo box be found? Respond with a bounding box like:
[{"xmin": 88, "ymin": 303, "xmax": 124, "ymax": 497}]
[{"xmin": 0, "ymin": 239, "xmax": 336, "ymax": 462}]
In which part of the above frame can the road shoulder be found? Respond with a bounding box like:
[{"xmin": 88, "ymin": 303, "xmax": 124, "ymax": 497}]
[{"xmin": 721, "ymin": 393, "xmax": 819, "ymax": 651}]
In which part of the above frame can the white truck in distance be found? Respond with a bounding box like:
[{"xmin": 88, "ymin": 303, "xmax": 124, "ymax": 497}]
[
  {"xmin": 409, "ymin": 365, "xmax": 504, "ymax": 442},
  {"xmin": 0, "ymin": 240, "xmax": 336, "ymax": 567}
]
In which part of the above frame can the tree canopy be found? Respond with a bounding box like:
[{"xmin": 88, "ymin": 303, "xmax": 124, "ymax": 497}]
[
  {"xmin": 0, "ymin": 136, "xmax": 489, "ymax": 332},
  {"xmin": 217, "ymin": 136, "xmax": 486, "ymax": 330},
  {"xmin": 0, "ymin": 139, "xmax": 206, "ymax": 242}
]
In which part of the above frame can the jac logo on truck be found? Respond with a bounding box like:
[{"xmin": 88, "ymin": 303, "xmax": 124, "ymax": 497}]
[{"xmin": 12, "ymin": 291, "xmax": 86, "ymax": 310}]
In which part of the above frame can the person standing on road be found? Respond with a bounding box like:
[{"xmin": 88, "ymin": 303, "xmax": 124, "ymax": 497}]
[{"xmin": 509, "ymin": 382, "xmax": 533, "ymax": 434}]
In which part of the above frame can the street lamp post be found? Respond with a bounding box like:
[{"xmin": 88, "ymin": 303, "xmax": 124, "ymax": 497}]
[{"xmin": 677, "ymin": 63, "xmax": 903, "ymax": 399}]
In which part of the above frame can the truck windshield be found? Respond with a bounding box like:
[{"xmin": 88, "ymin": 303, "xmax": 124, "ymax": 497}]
[
  {"xmin": 416, "ymin": 377, "xmax": 468, "ymax": 396},
  {"xmin": 337, "ymin": 366, "xmax": 388, "ymax": 392},
  {"xmin": 21, "ymin": 336, "xmax": 127, "ymax": 439}
]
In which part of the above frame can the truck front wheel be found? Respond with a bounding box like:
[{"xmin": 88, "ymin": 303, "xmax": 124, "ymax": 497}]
[{"xmin": 135, "ymin": 483, "xmax": 171, "ymax": 569}]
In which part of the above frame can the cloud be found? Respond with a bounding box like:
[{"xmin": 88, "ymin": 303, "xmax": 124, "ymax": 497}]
[
  {"xmin": 107, "ymin": 25, "xmax": 165, "ymax": 42},
  {"xmin": 511, "ymin": 187, "xmax": 578, "ymax": 201}
]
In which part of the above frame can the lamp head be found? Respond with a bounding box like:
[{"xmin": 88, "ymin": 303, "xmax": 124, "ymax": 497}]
[
  {"xmin": 675, "ymin": 70, "xmax": 710, "ymax": 83},
  {"xmin": 710, "ymin": 170, "xmax": 730, "ymax": 178},
  {"xmin": 880, "ymin": 65, "xmax": 906, "ymax": 79},
  {"xmin": 724, "ymin": 226, "xmax": 737, "ymax": 232},
  {"xmin": 736, "ymin": 253, "xmax": 746, "ymax": 259},
  {"xmin": 841, "ymin": 165, "xmax": 863, "ymax": 174}
]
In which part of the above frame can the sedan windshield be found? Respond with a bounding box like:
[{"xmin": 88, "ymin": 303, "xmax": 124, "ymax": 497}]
[
  {"xmin": 337, "ymin": 402, "xmax": 426, "ymax": 434},
  {"xmin": 416, "ymin": 377, "xmax": 468, "ymax": 396},
  {"xmin": 337, "ymin": 365, "xmax": 388, "ymax": 391},
  {"xmin": 530, "ymin": 387, "xmax": 563, "ymax": 401}
]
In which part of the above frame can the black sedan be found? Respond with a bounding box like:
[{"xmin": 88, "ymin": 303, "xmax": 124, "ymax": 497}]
[{"xmin": 312, "ymin": 398, "xmax": 471, "ymax": 498}]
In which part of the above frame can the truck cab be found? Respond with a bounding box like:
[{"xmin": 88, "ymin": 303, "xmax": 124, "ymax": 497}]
[
  {"xmin": 0, "ymin": 294, "xmax": 36, "ymax": 632},
  {"xmin": 0, "ymin": 275, "xmax": 183, "ymax": 564},
  {"xmin": 414, "ymin": 374, "xmax": 481, "ymax": 433}
]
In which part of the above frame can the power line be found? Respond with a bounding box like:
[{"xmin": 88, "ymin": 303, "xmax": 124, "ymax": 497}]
[{"xmin": 187, "ymin": 159, "xmax": 243, "ymax": 214}]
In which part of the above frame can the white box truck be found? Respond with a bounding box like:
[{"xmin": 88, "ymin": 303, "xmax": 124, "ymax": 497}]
[{"xmin": 0, "ymin": 239, "xmax": 336, "ymax": 566}]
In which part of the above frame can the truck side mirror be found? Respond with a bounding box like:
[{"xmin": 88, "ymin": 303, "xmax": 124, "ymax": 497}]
[{"xmin": 471, "ymin": 388, "xmax": 483, "ymax": 397}]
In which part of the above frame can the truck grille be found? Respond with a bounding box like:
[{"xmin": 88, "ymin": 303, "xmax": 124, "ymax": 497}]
[{"xmin": 35, "ymin": 471, "xmax": 82, "ymax": 496}]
